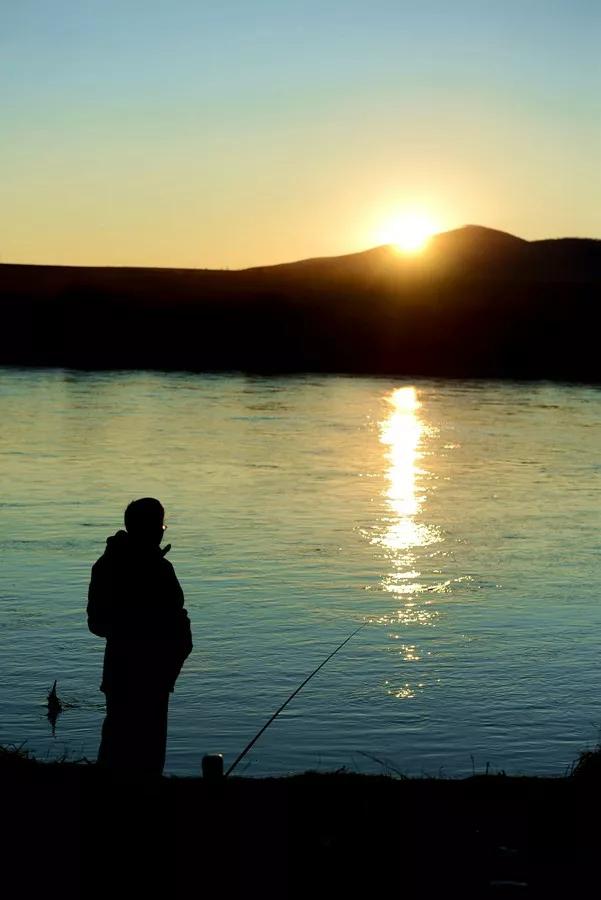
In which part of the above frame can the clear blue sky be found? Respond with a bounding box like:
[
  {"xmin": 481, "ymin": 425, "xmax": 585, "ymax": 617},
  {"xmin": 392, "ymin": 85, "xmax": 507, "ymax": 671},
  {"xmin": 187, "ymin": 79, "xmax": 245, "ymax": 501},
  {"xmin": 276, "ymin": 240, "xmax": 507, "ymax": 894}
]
[{"xmin": 1, "ymin": 0, "xmax": 599, "ymax": 267}]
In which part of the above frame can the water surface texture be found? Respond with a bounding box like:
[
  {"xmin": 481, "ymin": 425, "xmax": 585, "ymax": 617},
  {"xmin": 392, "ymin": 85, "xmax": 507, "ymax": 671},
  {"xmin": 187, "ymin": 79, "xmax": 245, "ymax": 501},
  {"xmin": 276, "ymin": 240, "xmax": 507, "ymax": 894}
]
[{"xmin": 1, "ymin": 369, "xmax": 600, "ymax": 776}]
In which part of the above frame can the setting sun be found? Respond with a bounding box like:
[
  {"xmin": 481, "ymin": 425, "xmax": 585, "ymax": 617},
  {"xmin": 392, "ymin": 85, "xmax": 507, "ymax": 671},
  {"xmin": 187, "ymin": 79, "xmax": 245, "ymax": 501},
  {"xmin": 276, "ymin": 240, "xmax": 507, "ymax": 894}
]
[{"xmin": 378, "ymin": 212, "xmax": 439, "ymax": 254}]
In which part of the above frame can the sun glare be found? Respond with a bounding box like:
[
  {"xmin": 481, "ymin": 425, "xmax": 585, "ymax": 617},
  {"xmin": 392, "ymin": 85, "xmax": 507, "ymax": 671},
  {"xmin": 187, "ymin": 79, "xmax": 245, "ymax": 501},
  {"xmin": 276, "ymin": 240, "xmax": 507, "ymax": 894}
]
[{"xmin": 379, "ymin": 212, "xmax": 438, "ymax": 254}]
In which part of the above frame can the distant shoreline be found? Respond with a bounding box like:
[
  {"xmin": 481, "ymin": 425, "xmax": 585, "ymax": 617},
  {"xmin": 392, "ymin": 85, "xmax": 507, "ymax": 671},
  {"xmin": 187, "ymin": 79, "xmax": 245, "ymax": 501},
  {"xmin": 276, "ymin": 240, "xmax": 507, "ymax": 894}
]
[
  {"xmin": 2, "ymin": 362, "xmax": 601, "ymax": 390},
  {"xmin": 2, "ymin": 226, "xmax": 600, "ymax": 382}
]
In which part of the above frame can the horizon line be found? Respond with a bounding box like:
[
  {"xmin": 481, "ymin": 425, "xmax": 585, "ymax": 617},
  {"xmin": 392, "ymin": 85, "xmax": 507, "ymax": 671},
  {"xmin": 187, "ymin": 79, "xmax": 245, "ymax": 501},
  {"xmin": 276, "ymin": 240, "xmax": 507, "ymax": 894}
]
[{"xmin": 1, "ymin": 225, "xmax": 599, "ymax": 274}]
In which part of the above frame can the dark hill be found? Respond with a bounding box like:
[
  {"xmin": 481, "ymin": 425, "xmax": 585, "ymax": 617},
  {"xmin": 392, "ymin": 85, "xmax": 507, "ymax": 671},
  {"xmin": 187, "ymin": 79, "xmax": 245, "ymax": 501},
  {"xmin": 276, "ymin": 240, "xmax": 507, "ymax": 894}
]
[
  {"xmin": 1, "ymin": 226, "xmax": 600, "ymax": 380},
  {"xmin": 430, "ymin": 224, "xmax": 528, "ymax": 259}
]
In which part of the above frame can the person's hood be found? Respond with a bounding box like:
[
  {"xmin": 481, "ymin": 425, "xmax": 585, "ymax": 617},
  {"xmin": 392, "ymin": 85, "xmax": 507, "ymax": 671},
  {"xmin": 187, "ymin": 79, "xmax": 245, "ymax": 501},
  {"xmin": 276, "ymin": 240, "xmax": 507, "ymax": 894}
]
[{"xmin": 103, "ymin": 530, "xmax": 171, "ymax": 558}]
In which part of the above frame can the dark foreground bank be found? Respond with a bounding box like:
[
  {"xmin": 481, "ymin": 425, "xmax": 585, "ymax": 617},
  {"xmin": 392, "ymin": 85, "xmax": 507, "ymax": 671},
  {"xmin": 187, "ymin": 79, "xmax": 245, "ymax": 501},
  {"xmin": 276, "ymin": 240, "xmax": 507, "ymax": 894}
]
[{"xmin": 2, "ymin": 746, "xmax": 600, "ymax": 899}]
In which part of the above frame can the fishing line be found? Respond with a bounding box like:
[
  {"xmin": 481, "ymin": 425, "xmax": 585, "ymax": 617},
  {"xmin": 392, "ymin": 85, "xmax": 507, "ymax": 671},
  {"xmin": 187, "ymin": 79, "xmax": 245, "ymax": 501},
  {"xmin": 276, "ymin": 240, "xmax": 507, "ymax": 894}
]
[{"xmin": 224, "ymin": 621, "xmax": 368, "ymax": 777}]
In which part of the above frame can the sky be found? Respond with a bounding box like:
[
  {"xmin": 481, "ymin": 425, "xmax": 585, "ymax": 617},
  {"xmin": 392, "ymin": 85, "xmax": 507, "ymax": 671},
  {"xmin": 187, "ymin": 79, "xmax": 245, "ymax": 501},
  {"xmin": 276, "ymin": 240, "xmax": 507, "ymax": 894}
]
[{"xmin": 1, "ymin": 0, "xmax": 600, "ymax": 269}]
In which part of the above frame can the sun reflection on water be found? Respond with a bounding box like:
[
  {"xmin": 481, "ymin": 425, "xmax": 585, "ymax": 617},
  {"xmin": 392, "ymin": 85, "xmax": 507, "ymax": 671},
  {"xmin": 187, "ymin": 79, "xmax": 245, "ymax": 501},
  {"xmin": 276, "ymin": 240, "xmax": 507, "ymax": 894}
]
[
  {"xmin": 380, "ymin": 386, "xmax": 428, "ymax": 549},
  {"xmin": 371, "ymin": 385, "xmax": 441, "ymax": 631}
]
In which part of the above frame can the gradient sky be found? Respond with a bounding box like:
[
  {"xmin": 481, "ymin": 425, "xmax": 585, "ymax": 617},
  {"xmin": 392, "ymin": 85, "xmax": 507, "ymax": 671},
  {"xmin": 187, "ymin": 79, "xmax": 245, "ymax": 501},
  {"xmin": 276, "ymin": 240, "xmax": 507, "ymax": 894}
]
[{"xmin": 1, "ymin": 0, "xmax": 599, "ymax": 269}]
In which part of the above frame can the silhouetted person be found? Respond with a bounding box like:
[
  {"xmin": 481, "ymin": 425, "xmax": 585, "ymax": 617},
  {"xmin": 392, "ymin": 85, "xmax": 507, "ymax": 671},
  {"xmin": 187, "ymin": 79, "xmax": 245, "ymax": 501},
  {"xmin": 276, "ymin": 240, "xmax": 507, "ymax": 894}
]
[{"xmin": 87, "ymin": 498, "xmax": 192, "ymax": 775}]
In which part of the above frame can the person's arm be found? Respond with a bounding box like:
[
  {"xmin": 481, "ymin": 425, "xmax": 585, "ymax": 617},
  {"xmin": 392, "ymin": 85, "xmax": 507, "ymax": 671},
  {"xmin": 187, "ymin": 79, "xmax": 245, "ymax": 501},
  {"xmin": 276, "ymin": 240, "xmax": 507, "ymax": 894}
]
[
  {"xmin": 176, "ymin": 607, "xmax": 193, "ymax": 660},
  {"xmin": 164, "ymin": 560, "xmax": 185, "ymax": 610},
  {"xmin": 167, "ymin": 563, "xmax": 192, "ymax": 659},
  {"xmin": 164, "ymin": 562, "xmax": 193, "ymax": 689},
  {"xmin": 165, "ymin": 608, "xmax": 193, "ymax": 692},
  {"xmin": 87, "ymin": 562, "xmax": 112, "ymax": 637}
]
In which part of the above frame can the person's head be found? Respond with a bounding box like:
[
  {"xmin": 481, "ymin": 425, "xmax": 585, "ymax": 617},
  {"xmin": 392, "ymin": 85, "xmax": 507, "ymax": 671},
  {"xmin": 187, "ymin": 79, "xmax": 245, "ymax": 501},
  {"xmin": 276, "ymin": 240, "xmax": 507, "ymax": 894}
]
[{"xmin": 124, "ymin": 497, "xmax": 166, "ymax": 545}]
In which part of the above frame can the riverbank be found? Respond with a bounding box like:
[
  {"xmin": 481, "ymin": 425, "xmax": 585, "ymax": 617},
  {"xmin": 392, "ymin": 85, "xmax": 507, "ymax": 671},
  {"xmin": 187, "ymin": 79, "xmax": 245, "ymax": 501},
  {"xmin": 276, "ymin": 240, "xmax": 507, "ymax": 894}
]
[{"xmin": 2, "ymin": 745, "xmax": 599, "ymax": 898}]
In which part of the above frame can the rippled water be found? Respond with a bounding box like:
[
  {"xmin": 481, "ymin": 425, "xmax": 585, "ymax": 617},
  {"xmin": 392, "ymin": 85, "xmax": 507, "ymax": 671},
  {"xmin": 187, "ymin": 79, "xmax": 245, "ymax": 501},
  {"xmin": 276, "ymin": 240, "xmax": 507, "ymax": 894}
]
[{"xmin": 1, "ymin": 368, "xmax": 600, "ymax": 777}]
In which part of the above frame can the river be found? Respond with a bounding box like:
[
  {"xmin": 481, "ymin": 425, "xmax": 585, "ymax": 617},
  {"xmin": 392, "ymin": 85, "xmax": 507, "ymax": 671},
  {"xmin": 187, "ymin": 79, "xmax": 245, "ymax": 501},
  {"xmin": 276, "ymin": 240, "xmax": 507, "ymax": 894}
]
[{"xmin": 1, "ymin": 368, "xmax": 600, "ymax": 776}]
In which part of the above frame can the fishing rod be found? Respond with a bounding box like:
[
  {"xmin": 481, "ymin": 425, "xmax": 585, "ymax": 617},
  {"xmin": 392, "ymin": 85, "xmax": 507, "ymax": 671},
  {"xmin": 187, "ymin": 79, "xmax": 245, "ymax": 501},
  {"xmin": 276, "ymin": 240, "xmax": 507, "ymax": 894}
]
[{"xmin": 224, "ymin": 621, "xmax": 368, "ymax": 778}]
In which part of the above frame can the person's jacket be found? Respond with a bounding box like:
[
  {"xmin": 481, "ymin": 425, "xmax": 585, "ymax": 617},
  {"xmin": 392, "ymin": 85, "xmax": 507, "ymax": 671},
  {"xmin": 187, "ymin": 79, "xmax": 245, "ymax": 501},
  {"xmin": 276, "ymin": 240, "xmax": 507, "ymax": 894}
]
[{"xmin": 87, "ymin": 530, "xmax": 193, "ymax": 694}]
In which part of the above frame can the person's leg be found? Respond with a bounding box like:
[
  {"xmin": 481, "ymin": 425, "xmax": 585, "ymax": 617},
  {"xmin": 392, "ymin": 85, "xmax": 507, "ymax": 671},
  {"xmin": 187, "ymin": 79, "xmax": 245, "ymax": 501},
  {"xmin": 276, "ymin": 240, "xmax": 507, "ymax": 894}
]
[
  {"xmin": 97, "ymin": 691, "xmax": 131, "ymax": 770},
  {"xmin": 99, "ymin": 689, "xmax": 169, "ymax": 775},
  {"xmin": 135, "ymin": 691, "xmax": 170, "ymax": 776}
]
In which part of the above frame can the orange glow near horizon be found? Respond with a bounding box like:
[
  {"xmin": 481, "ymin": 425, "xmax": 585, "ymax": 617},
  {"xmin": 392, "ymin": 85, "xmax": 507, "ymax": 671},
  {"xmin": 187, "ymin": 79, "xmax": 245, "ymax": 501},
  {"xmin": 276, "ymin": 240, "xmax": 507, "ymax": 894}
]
[{"xmin": 377, "ymin": 211, "xmax": 440, "ymax": 254}]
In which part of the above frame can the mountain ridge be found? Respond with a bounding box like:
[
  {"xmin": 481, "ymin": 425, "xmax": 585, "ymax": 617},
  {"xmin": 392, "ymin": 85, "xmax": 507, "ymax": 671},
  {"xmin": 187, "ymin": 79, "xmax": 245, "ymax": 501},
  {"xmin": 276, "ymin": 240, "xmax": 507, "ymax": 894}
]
[
  {"xmin": 1, "ymin": 224, "xmax": 600, "ymax": 380},
  {"xmin": 1, "ymin": 225, "xmax": 599, "ymax": 276}
]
